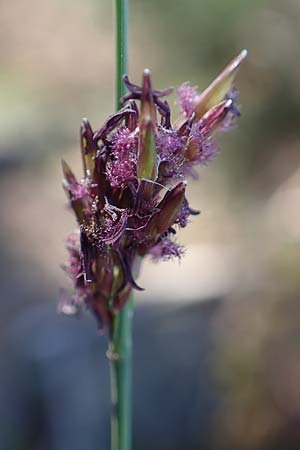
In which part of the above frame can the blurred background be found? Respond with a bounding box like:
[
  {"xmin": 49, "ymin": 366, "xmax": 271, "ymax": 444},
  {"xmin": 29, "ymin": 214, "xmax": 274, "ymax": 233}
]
[{"xmin": 1, "ymin": 0, "xmax": 300, "ymax": 449}]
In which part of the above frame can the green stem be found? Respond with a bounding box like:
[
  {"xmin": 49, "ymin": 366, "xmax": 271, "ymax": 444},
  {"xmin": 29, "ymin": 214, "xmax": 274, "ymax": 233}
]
[
  {"xmin": 115, "ymin": 0, "xmax": 128, "ymax": 108},
  {"xmin": 109, "ymin": 294, "xmax": 133, "ymax": 450},
  {"xmin": 110, "ymin": 3, "xmax": 132, "ymax": 450}
]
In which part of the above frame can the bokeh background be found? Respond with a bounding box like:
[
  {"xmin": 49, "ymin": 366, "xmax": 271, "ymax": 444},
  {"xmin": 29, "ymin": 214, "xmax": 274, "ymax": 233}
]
[{"xmin": 1, "ymin": 0, "xmax": 300, "ymax": 449}]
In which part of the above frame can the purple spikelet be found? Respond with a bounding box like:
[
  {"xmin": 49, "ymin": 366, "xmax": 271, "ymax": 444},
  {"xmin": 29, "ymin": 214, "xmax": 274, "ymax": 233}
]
[{"xmin": 61, "ymin": 50, "xmax": 246, "ymax": 329}]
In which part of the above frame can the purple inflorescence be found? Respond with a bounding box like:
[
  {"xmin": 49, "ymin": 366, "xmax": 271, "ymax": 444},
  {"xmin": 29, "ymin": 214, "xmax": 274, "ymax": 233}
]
[
  {"xmin": 156, "ymin": 128, "xmax": 185, "ymax": 177},
  {"xmin": 177, "ymin": 82, "xmax": 198, "ymax": 116},
  {"xmin": 150, "ymin": 238, "xmax": 185, "ymax": 262},
  {"xmin": 188, "ymin": 123, "xmax": 218, "ymax": 166},
  {"xmin": 59, "ymin": 231, "xmax": 88, "ymax": 314},
  {"xmin": 106, "ymin": 127, "xmax": 137, "ymax": 188},
  {"xmin": 64, "ymin": 232, "xmax": 83, "ymax": 280},
  {"xmin": 61, "ymin": 50, "xmax": 246, "ymax": 329},
  {"xmin": 176, "ymin": 198, "xmax": 191, "ymax": 228}
]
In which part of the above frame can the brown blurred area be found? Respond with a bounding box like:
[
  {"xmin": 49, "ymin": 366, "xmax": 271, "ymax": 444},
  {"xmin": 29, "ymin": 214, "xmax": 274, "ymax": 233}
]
[{"xmin": 1, "ymin": 0, "xmax": 300, "ymax": 449}]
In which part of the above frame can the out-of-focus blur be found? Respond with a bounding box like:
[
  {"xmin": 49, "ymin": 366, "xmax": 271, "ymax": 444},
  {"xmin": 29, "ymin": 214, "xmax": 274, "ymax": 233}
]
[{"xmin": 1, "ymin": 0, "xmax": 300, "ymax": 449}]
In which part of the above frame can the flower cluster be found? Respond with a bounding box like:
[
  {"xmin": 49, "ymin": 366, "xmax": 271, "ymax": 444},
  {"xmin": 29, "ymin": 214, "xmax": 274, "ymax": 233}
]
[{"xmin": 61, "ymin": 50, "xmax": 247, "ymax": 330}]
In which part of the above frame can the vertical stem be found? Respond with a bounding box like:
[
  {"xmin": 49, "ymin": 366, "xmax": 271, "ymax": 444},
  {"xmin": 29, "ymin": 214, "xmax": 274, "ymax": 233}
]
[
  {"xmin": 110, "ymin": 294, "xmax": 133, "ymax": 450},
  {"xmin": 115, "ymin": 0, "xmax": 128, "ymax": 108},
  {"xmin": 110, "ymin": 5, "xmax": 132, "ymax": 450}
]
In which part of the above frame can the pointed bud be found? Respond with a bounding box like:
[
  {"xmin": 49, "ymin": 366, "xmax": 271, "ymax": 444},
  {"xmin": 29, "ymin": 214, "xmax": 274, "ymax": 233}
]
[
  {"xmin": 62, "ymin": 159, "xmax": 77, "ymax": 186},
  {"xmin": 140, "ymin": 69, "xmax": 156, "ymax": 125},
  {"xmin": 137, "ymin": 115, "xmax": 157, "ymax": 180},
  {"xmin": 142, "ymin": 182, "xmax": 186, "ymax": 247},
  {"xmin": 62, "ymin": 158, "xmax": 78, "ymax": 202},
  {"xmin": 200, "ymin": 99, "xmax": 233, "ymax": 134},
  {"xmin": 80, "ymin": 118, "xmax": 97, "ymax": 177},
  {"xmin": 62, "ymin": 159, "xmax": 88, "ymax": 224},
  {"xmin": 93, "ymin": 154, "xmax": 107, "ymax": 210},
  {"xmin": 93, "ymin": 105, "xmax": 136, "ymax": 141},
  {"xmin": 194, "ymin": 49, "xmax": 247, "ymax": 119},
  {"xmin": 125, "ymin": 100, "xmax": 139, "ymax": 131},
  {"xmin": 156, "ymin": 182, "xmax": 186, "ymax": 234},
  {"xmin": 137, "ymin": 70, "xmax": 157, "ymax": 182}
]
